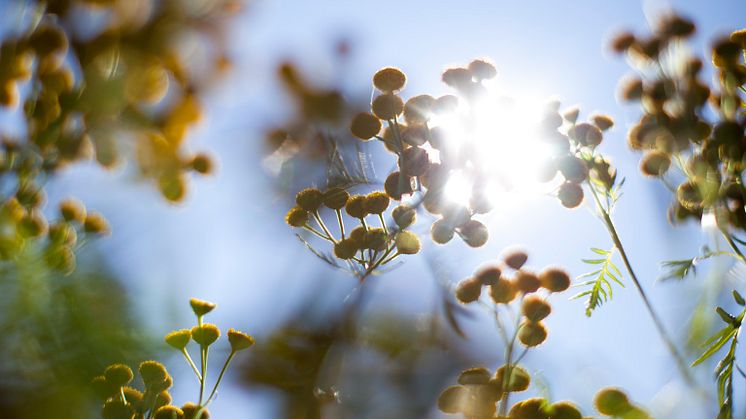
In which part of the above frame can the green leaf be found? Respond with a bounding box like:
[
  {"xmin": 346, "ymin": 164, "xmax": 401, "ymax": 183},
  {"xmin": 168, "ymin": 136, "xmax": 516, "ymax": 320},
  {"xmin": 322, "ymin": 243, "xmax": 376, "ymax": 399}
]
[
  {"xmin": 734, "ymin": 290, "xmax": 745, "ymax": 306},
  {"xmin": 692, "ymin": 329, "xmax": 737, "ymax": 367},
  {"xmin": 575, "ymin": 246, "xmax": 624, "ymax": 317},
  {"xmin": 660, "ymin": 258, "xmax": 696, "ymax": 281}
]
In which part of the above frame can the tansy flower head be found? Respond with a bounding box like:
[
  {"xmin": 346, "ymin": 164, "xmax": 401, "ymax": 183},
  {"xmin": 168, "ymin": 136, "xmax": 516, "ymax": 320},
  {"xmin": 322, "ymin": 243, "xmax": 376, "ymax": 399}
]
[
  {"xmin": 334, "ymin": 238, "xmax": 359, "ymax": 259},
  {"xmin": 295, "ymin": 188, "xmax": 324, "ymax": 212},
  {"xmin": 364, "ymin": 191, "xmax": 390, "ymax": 214},
  {"xmin": 153, "ymin": 405, "xmax": 184, "ymax": 419},
  {"xmin": 228, "ymin": 328, "xmax": 255, "ymax": 351},
  {"xmin": 350, "ymin": 112, "xmax": 381, "ymax": 140},
  {"xmin": 373, "ymin": 67, "xmax": 406, "ymax": 92},
  {"xmin": 403, "ymin": 95, "xmax": 436, "ymax": 125},
  {"xmin": 285, "ymin": 206, "xmax": 309, "ymax": 227},
  {"xmin": 457, "ymin": 367, "xmax": 492, "ymax": 385},
  {"xmin": 539, "ymin": 267, "xmax": 571, "ymax": 292},
  {"xmin": 558, "ymin": 182, "xmax": 584, "ymax": 209},
  {"xmin": 182, "ymin": 403, "xmax": 210, "ymax": 419},
  {"xmin": 323, "ymin": 187, "xmax": 349, "ymax": 210},
  {"xmin": 392, "ymin": 205, "xmax": 416, "ymax": 229},
  {"xmin": 455, "ymin": 277, "xmax": 482, "ymax": 303},
  {"xmin": 189, "ymin": 298, "xmax": 217, "ymax": 317},
  {"xmin": 59, "ymin": 198, "xmax": 86, "ymax": 223},
  {"xmin": 345, "ymin": 195, "xmax": 368, "ymax": 219},
  {"xmin": 490, "ymin": 278, "xmax": 518, "ymax": 304},
  {"xmin": 522, "ymin": 295, "xmax": 551, "ymax": 321},
  {"xmin": 594, "ymin": 388, "xmax": 631, "ymax": 416},
  {"xmin": 515, "ymin": 270, "xmax": 541, "ymax": 293},
  {"xmin": 165, "ymin": 329, "xmax": 191, "ymax": 350},
  {"xmin": 139, "ymin": 361, "xmax": 168, "ymax": 386},
  {"xmin": 191, "ymin": 323, "xmax": 221, "ymax": 347},
  {"xmin": 431, "ymin": 218, "xmax": 455, "ymax": 244},
  {"xmin": 84, "ymin": 212, "xmax": 110, "ymax": 235},
  {"xmin": 394, "ymin": 230, "xmax": 421, "ymax": 255},
  {"xmin": 518, "ymin": 321, "xmax": 548, "ymax": 347},
  {"xmin": 467, "ymin": 59, "xmax": 497, "ymax": 81},
  {"xmin": 104, "ymin": 363, "xmax": 133, "ymax": 387},
  {"xmin": 371, "ymin": 93, "xmax": 404, "ymax": 120},
  {"xmin": 459, "ymin": 219, "xmax": 488, "ymax": 248},
  {"xmin": 493, "ymin": 364, "xmax": 530, "ymax": 392},
  {"xmin": 189, "ymin": 153, "xmax": 214, "ymax": 175}
]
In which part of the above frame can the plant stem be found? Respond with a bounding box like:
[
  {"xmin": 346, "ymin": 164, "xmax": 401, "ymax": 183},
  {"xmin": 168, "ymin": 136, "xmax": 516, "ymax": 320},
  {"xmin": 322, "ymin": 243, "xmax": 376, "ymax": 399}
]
[
  {"xmin": 720, "ymin": 228, "xmax": 746, "ymax": 265},
  {"xmin": 498, "ymin": 304, "xmax": 523, "ymax": 416},
  {"xmin": 205, "ymin": 351, "xmax": 236, "ymax": 406},
  {"xmin": 336, "ymin": 209, "xmax": 346, "ymax": 239},
  {"xmin": 182, "ymin": 348, "xmax": 202, "ymax": 382},
  {"xmin": 198, "ymin": 346, "xmax": 208, "ymax": 405}
]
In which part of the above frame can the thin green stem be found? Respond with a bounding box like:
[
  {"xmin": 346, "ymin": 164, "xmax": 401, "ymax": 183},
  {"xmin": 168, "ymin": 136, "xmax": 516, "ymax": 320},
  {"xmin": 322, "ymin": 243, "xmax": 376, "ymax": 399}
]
[
  {"xmin": 198, "ymin": 346, "xmax": 207, "ymax": 405},
  {"xmin": 204, "ymin": 351, "xmax": 236, "ymax": 406},
  {"xmin": 378, "ymin": 213, "xmax": 388, "ymax": 234},
  {"xmin": 720, "ymin": 228, "xmax": 746, "ymax": 265},
  {"xmin": 336, "ymin": 209, "xmax": 346, "ymax": 239},
  {"xmin": 313, "ymin": 211, "xmax": 336, "ymax": 243},
  {"xmin": 302, "ymin": 225, "xmax": 332, "ymax": 241},
  {"xmin": 181, "ymin": 348, "xmax": 202, "ymax": 382},
  {"xmin": 498, "ymin": 301, "xmax": 524, "ymax": 416}
]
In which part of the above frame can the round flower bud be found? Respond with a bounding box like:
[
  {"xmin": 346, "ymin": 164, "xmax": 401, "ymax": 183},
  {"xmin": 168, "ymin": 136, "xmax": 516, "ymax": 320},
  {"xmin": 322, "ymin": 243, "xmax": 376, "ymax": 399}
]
[
  {"xmin": 549, "ymin": 401, "xmax": 582, "ymax": 419},
  {"xmin": 490, "ymin": 278, "xmax": 518, "ymax": 304},
  {"xmin": 345, "ymin": 195, "xmax": 368, "ymax": 219},
  {"xmin": 459, "ymin": 219, "xmax": 488, "ymax": 247},
  {"xmin": 468, "ymin": 59, "xmax": 497, "ymax": 81},
  {"xmin": 493, "ymin": 365, "xmax": 530, "ymax": 392},
  {"xmin": 558, "ymin": 182, "xmax": 584, "ymax": 209},
  {"xmin": 139, "ymin": 361, "xmax": 168, "ymax": 386},
  {"xmin": 509, "ymin": 397, "xmax": 549, "ymax": 419},
  {"xmin": 399, "ymin": 146, "xmax": 430, "ymax": 177},
  {"xmin": 431, "ymin": 218, "xmax": 455, "ymax": 244},
  {"xmin": 334, "ymin": 238, "xmax": 358, "ymax": 259},
  {"xmin": 539, "ymin": 268, "xmax": 571, "ymax": 292},
  {"xmin": 515, "ymin": 270, "xmax": 541, "ymax": 293},
  {"xmin": 518, "ymin": 321, "xmax": 548, "ymax": 347},
  {"xmin": 522, "ymin": 295, "xmax": 551, "ymax": 321},
  {"xmin": 296, "ymin": 188, "xmax": 324, "ymax": 212},
  {"xmin": 323, "ymin": 188, "xmax": 349, "ymax": 210},
  {"xmin": 475, "ymin": 266, "xmax": 501, "ymax": 286},
  {"xmin": 363, "ymin": 228, "xmax": 388, "ymax": 251},
  {"xmin": 189, "ymin": 298, "xmax": 217, "ymax": 317},
  {"xmin": 153, "ymin": 405, "xmax": 184, "ymax": 419},
  {"xmin": 403, "ymin": 95, "xmax": 436, "ymax": 125},
  {"xmin": 165, "ymin": 329, "xmax": 191, "ymax": 350},
  {"xmin": 594, "ymin": 387, "xmax": 631, "ymax": 415},
  {"xmin": 92, "ymin": 375, "xmax": 117, "ymax": 399},
  {"xmin": 364, "ymin": 191, "xmax": 390, "ymax": 214},
  {"xmin": 640, "ymin": 151, "xmax": 671, "ymax": 177},
  {"xmin": 569, "ymin": 122, "xmax": 603, "ymax": 147},
  {"xmin": 228, "ymin": 328, "xmax": 255, "ymax": 351},
  {"xmin": 102, "ymin": 400, "xmax": 134, "ymax": 419},
  {"xmin": 384, "ymin": 172, "xmax": 413, "ymax": 200},
  {"xmin": 285, "ymin": 206, "xmax": 309, "ymax": 227},
  {"xmin": 182, "ymin": 403, "xmax": 210, "ymax": 419},
  {"xmin": 395, "ymin": 230, "xmax": 421, "ymax": 255},
  {"xmin": 458, "ymin": 367, "xmax": 492, "ymax": 385},
  {"xmin": 59, "ymin": 198, "xmax": 86, "ymax": 223},
  {"xmin": 557, "ymin": 155, "xmax": 588, "ymax": 183},
  {"xmin": 191, "ymin": 324, "xmax": 221, "ymax": 347},
  {"xmin": 371, "ymin": 93, "xmax": 404, "ymax": 120},
  {"xmin": 348, "ymin": 226, "xmax": 367, "ymax": 248},
  {"xmin": 350, "ymin": 112, "xmax": 381, "ymax": 140},
  {"xmin": 373, "ymin": 67, "xmax": 406, "ymax": 92},
  {"xmin": 591, "ymin": 114, "xmax": 614, "ymax": 131},
  {"xmin": 83, "ymin": 212, "xmax": 110, "ymax": 235},
  {"xmin": 503, "ymin": 250, "xmax": 528, "ymax": 270},
  {"xmin": 104, "ymin": 363, "xmax": 134, "ymax": 387},
  {"xmin": 437, "ymin": 385, "xmax": 467, "ymax": 414},
  {"xmin": 455, "ymin": 277, "xmax": 482, "ymax": 303},
  {"xmin": 392, "ymin": 205, "xmax": 416, "ymax": 229}
]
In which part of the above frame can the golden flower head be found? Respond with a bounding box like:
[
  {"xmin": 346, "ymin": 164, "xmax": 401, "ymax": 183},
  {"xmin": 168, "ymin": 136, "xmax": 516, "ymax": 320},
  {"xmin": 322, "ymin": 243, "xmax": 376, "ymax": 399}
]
[
  {"xmin": 364, "ymin": 191, "xmax": 390, "ymax": 214},
  {"xmin": 475, "ymin": 265, "xmax": 501, "ymax": 286},
  {"xmin": 502, "ymin": 249, "xmax": 528, "ymax": 270},
  {"xmin": 548, "ymin": 401, "xmax": 582, "ymax": 419},
  {"xmin": 399, "ymin": 146, "xmax": 430, "ymax": 176},
  {"xmin": 19, "ymin": 212, "xmax": 47, "ymax": 238},
  {"xmin": 104, "ymin": 363, "xmax": 133, "ymax": 387},
  {"xmin": 591, "ymin": 114, "xmax": 614, "ymax": 131},
  {"xmin": 191, "ymin": 323, "xmax": 221, "ymax": 347},
  {"xmin": 539, "ymin": 267, "xmax": 571, "ymax": 292},
  {"xmin": 442, "ymin": 67, "xmax": 473, "ymax": 90},
  {"xmin": 371, "ymin": 93, "xmax": 404, "ymax": 120},
  {"xmin": 189, "ymin": 298, "xmax": 217, "ymax": 317},
  {"xmin": 285, "ymin": 206, "xmax": 309, "ymax": 227},
  {"xmin": 455, "ymin": 277, "xmax": 482, "ymax": 304},
  {"xmin": 522, "ymin": 295, "xmax": 551, "ymax": 321},
  {"xmin": 322, "ymin": 188, "xmax": 349, "ymax": 210},
  {"xmin": 403, "ymin": 95, "xmax": 436, "ymax": 125},
  {"xmin": 493, "ymin": 364, "xmax": 530, "ymax": 392},
  {"xmin": 123, "ymin": 386, "xmax": 144, "ymax": 406},
  {"xmin": 165, "ymin": 329, "xmax": 191, "ymax": 350},
  {"xmin": 515, "ymin": 270, "xmax": 541, "ymax": 294},
  {"xmin": 83, "ymin": 212, "xmax": 110, "ymax": 235},
  {"xmin": 348, "ymin": 226, "xmax": 367, "ymax": 248},
  {"xmin": 373, "ymin": 67, "xmax": 406, "ymax": 92},
  {"xmin": 92, "ymin": 375, "xmax": 117, "ymax": 399},
  {"xmin": 350, "ymin": 112, "xmax": 382, "ymax": 140},
  {"xmin": 609, "ymin": 31, "xmax": 636, "ymax": 53},
  {"xmin": 401, "ymin": 124, "xmax": 429, "ymax": 146},
  {"xmin": 392, "ymin": 205, "xmax": 416, "ymax": 229},
  {"xmin": 345, "ymin": 195, "xmax": 368, "ymax": 219},
  {"xmin": 489, "ymin": 278, "xmax": 518, "ymax": 304},
  {"xmin": 155, "ymin": 391, "xmax": 173, "ymax": 410},
  {"xmin": 457, "ymin": 367, "xmax": 492, "ymax": 385},
  {"xmin": 558, "ymin": 155, "xmax": 589, "ymax": 183},
  {"xmin": 619, "ymin": 77, "xmax": 644, "ymax": 102},
  {"xmin": 640, "ymin": 151, "xmax": 671, "ymax": 177},
  {"xmin": 138, "ymin": 361, "xmax": 169, "ymax": 387},
  {"xmin": 434, "ymin": 95, "xmax": 459, "ymax": 114},
  {"xmin": 334, "ymin": 238, "xmax": 359, "ymax": 259},
  {"xmin": 363, "ymin": 228, "xmax": 388, "ymax": 251},
  {"xmin": 509, "ymin": 397, "xmax": 548, "ymax": 419},
  {"xmin": 384, "ymin": 171, "xmax": 413, "ymax": 201},
  {"xmin": 228, "ymin": 328, "xmax": 255, "ymax": 351},
  {"xmin": 594, "ymin": 387, "xmax": 631, "ymax": 416},
  {"xmin": 459, "ymin": 219, "xmax": 489, "ymax": 248},
  {"xmin": 437, "ymin": 385, "xmax": 467, "ymax": 414},
  {"xmin": 59, "ymin": 198, "xmax": 86, "ymax": 223},
  {"xmin": 431, "ymin": 218, "xmax": 455, "ymax": 244},
  {"xmin": 731, "ymin": 29, "xmax": 746, "ymax": 48},
  {"xmin": 558, "ymin": 182, "xmax": 584, "ymax": 209},
  {"xmin": 518, "ymin": 321, "xmax": 548, "ymax": 347},
  {"xmin": 569, "ymin": 122, "xmax": 603, "ymax": 147},
  {"xmin": 153, "ymin": 405, "xmax": 184, "ymax": 419},
  {"xmin": 295, "ymin": 188, "xmax": 324, "ymax": 212},
  {"xmin": 102, "ymin": 400, "xmax": 134, "ymax": 419},
  {"xmin": 395, "ymin": 230, "xmax": 421, "ymax": 255},
  {"xmin": 182, "ymin": 403, "xmax": 210, "ymax": 419}
]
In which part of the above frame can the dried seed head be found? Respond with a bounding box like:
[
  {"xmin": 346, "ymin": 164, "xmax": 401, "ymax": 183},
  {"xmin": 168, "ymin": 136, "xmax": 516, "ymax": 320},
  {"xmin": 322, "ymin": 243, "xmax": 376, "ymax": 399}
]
[
  {"xmin": 640, "ymin": 151, "xmax": 671, "ymax": 177},
  {"xmin": 182, "ymin": 403, "xmax": 210, "ymax": 419},
  {"xmin": 59, "ymin": 198, "xmax": 86, "ymax": 223},
  {"xmin": 522, "ymin": 295, "xmax": 552, "ymax": 321},
  {"xmin": 285, "ymin": 206, "xmax": 309, "ymax": 227},
  {"xmin": 189, "ymin": 298, "xmax": 217, "ymax": 316},
  {"xmin": 493, "ymin": 365, "xmax": 530, "ymax": 392},
  {"xmin": 558, "ymin": 182, "xmax": 584, "ymax": 209},
  {"xmin": 296, "ymin": 188, "xmax": 324, "ymax": 212},
  {"xmin": 373, "ymin": 67, "xmax": 406, "ymax": 92},
  {"xmin": 364, "ymin": 191, "xmax": 390, "ymax": 214},
  {"xmin": 459, "ymin": 219, "xmax": 488, "ymax": 247},
  {"xmin": 153, "ymin": 405, "xmax": 184, "ymax": 419},
  {"xmin": 489, "ymin": 278, "xmax": 518, "ymax": 304},
  {"xmin": 165, "ymin": 329, "xmax": 191, "ymax": 350},
  {"xmin": 104, "ymin": 363, "xmax": 134, "ymax": 387},
  {"xmin": 468, "ymin": 59, "xmax": 497, "ymax": 81},
  {"xmin": 345, "ymin": 195, "xmax": 368, "ymax": 219},
  {"xmin": 403, "ymin": 95, "xmax": 436, "ymax": 125},
  {"xmin": 591, "ymin": 114, "xmax": 614, "ymax": 131},
  {"xmin": 371, "ymin": 93, "xmax": 404, "ymax": 120},
  {"xmin": 431, "ymin": 218, "xmax": 455, "ymax": 244},
  {"xmin": 350, "ymin": 112, "xmax": 381, "ymax": 140},
  {"xmin": 384, "ymin": 171, "xmax": 413, "ymax": 201},
  {"xmin": 503, "ymin": 249, "xmax": 528, "ymax": 270},
  {"xmin": 515, "ymin": 270, "xmax": 541, "ymax": 293},
  {"xmin": 549, "ymin": 401, "xmax": 582, "ymax": 419},
  {"xmin": 323, "ymin": 188, "xmax": 349, "ymax": 210},
  {"xmin": 395, "ymin": 230, "xmax": 421, "ymax": 255},
  {"xmin": 228, "ymin": 328, "xmax": 255, "ymax": 351},
  {"xmin": 333, "ymin": 238, "xmax": 358, "ymax": 259},
  {"xmin": 569, "ymin": 122, "xmax": 603, "ymax": 147},
  {"xmin": 392, "ymin": 205, "xmax": 416, "ymax": 229},
  {"xmin": 475, "ymin": 265, "xmax": 501, "ymax": 286},
  {"xmin": 455, "ymin": 277, "xmax": 482, "ymax": 303},
  {"xmin": 539, "ymin": 268, "xmax": 571, "ymax": 292},
  {"xmin": 458, "ymin": 367, "xmax": 492, "ymax": 385},
  {"xmin": 191, "ymin": 323, "xmax": 221, "ymax": 347},
  {"xmin": 594, "ymin": 388, "xmax": 631, "ymax": 416},
  {"xmin": 399, "ymin": 146, "xmax": 430, "ymax": 176},
  {"xmin": 518, "ymin": 321, "xmax": 548, "ymax": 347},
  {"xmin": 139, "ymin": 361, "xmax": 168, "ymax": 386},
  {"xmin": 437, "ymin": 386, "xmax": 467, "ymax": 414},
  {"xmin": 84, "ymin": 212, "xmax": 110, "ymax": 235}
]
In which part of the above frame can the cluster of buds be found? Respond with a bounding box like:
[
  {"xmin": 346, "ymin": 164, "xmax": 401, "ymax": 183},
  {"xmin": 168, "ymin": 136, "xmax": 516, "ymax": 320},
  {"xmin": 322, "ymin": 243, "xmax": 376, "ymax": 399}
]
[
  {"xmin": 93, "ymin": 298, "xmax": 254, "ymax": 419},
  {"xmin": 285, "ymin": 186, "xmax": 421, "ymax": 278},
  {"xmin": 612, "ymin": 14, "xmax": 746, "ymax": 229}
]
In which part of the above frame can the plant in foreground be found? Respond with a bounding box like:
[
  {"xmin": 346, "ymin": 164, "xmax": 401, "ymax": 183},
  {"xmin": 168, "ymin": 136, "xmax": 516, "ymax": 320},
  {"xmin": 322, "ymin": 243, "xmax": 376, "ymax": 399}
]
[{"xmin": 93, "ymin": 298, "xmax": 254, "ymax": 419}]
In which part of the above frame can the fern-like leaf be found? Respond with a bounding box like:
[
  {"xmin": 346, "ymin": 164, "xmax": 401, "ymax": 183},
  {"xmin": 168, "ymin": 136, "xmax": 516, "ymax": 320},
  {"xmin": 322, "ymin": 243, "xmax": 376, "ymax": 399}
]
[{"xmin": 571, "ymin": 247, "xmax": 625, "ymax": 317}]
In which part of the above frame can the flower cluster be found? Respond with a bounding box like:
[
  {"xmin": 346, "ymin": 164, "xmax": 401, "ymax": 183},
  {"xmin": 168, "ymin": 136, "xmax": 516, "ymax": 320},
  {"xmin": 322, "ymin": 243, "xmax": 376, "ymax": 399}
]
[
  {"xmin": 285, "ymin": 186, "xmax": 420, "ymax": 279},
  {"xmin": 93, "ymin": 298, "xmax": 254, "ymax": 419},
  {"xmin": 612, "ymin": 15, "xmax": 746, "ymax": 229}
]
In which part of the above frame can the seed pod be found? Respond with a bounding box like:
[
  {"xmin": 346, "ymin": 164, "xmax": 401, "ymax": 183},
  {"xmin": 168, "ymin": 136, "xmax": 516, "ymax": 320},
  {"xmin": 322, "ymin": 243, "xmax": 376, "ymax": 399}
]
[
  {"xmin": 323, "ymin": 188, "xmax": 349, "ymax": 210},
  {"xmin": 594, "ymin": 388, "xmax": 631, "ymax": 415},
  {"xmin": 455, "ymin": 277, "xmax": 482, "ymax": 303},
  {"xmin": 399, "ymin": 146, "xmax": 430, "ymax": 177},
  {"xmin": 104, "ymin": 364, "xmax": 134, "ymax": 387},
  {"xmin": 228, "ymin": 328, "xmax": 255, "ymax": 351},
  {"xmin": 459, "ymin": 219, "xmax": 488, "ymax": 247},
  {"xmin": 640, "ymin": 151, "xmax": 671, "ymax": 177},
  {"xmin": 493, "ymin": 365, "xmax": 530, "ymax": 392},
  {"xmin": 508, "ymin": 397, "xmax": 549, "ymax": 419},
  {"xmin": 569, "ymin": 122, "xmax": 603, "ymax": 147},
  {"xmin": 392, "ymin": 205, "xmax": 416, "ymax": 228},
  {"xmin": 489, "ymin": 278, "xmax": 518, "ymax": 304},
  {"xmin": 191, "ymin": 324, "xmax": 221, "ymax": 347},
  {"xmin": 165, "ymin": 329, "xmax": 192, "ymax": 350},
  {"xmin": 285, "ymin": 206, "xmax": 309, "ymax": 227},
  {"xmin": 549, "ymin": 401, "xmax": 582, "ymax": 419},
  {"xmin": 468, "ymin": 59, "xmax": 497, "ymax": 81},
  {"xmin": 475, "ymin": 266, "xmax": 501, "ymax": 286},
  {"xmin": 296, "ymin": 188, "xmax": 324, "ymax": 212},
  {"xmin": 403, "ymin": 95, "xmax": 436, "ymax": 125},
  {"xmin": 373, "ymin": 67, "xmax": 406, "ymax": 92},
  {"xmin": 431, "ymin": 218, "xmax": 455, "ymax": 244},
  {"xmin": 437, "ymin": 385, "xmax": 467, "ymax": 414},
  {"xmin": 503, "ymin": 250, "xmax": 528, "ymax": 270},
  {"xmin": 333, "ymin": 238, "xmax": 358, "ymax": 259},
  {"xmin": 539, "ymin": 267, "xmax": 571, "ymax": 292},
  {"xmin": 345, "ymin": 195, "xmax": 368, "ymax": 219},
  {"xmin": 384, "ymin": 171, "xmax": 413, "ymax": 201},
  {"xmin": 363, "ymin": 228, "xmax": 388, "ymax": 251},
  {"xmin": 350, "ymin": 112, "xmax": 381, "ymax": 140},
  {"xmin": 395, "ymin": 230, "xmax": 421, "ymax": 255},
  {"xmin": 518, "ymin": 321, "xmax": 548, "ymax": 347},
  {"xmin": 515, "ymin": 270, "xmax": 541, "ymax": 293},
  {"xmin": 189, "ymin": 298, "xmax": 217, "ymax": 316},
  {"xmin": 153, "ymin": 405, "xmax": 184, "ymax": 419},
  {"xmin": 558, "ymin": 182, "xmax": 584, "ymax": 209},
  {"xmin": 364, "ymin": 191, "xmax": 390, "ymax": 214},
  {"xmin": 139, "ymin": 361, "xmax": 169, "ymax": 386},
  {"xmin": 522, "ymin": 295, "xmax": 551, "ymax": 321},
  {"xmin": 371, "ymin": 93, "xmax": 404, "ymax": 120}
]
